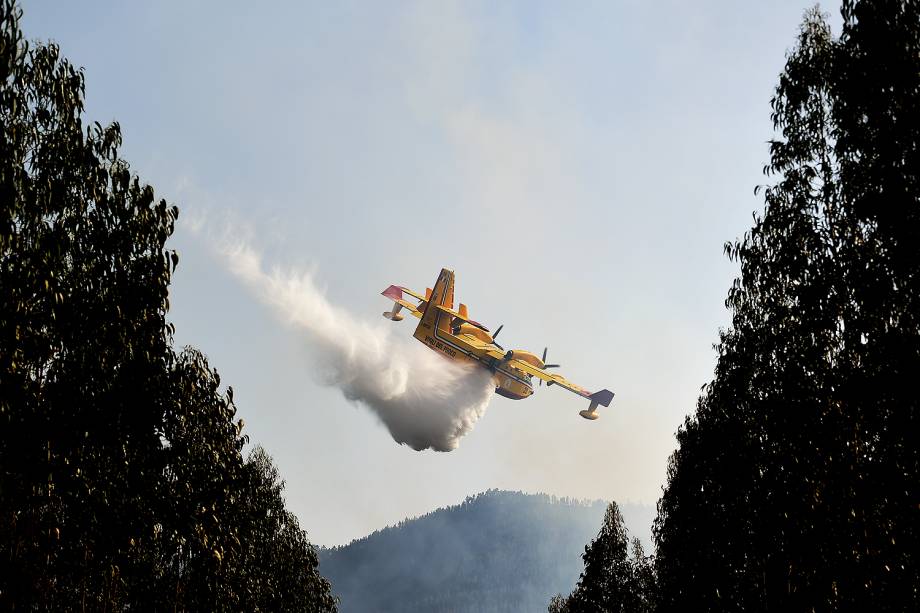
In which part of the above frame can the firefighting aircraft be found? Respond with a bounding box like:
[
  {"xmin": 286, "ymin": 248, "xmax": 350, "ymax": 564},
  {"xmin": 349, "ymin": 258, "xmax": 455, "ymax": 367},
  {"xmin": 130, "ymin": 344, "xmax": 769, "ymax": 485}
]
[{"xmin": 381, "ymin": 268, "xmax": 614, "ymax": 420}]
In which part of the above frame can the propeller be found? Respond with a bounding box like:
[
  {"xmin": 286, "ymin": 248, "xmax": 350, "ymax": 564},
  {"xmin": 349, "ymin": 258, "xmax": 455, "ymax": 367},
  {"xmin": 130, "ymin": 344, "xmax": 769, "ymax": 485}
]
[
  {"xmin": 539, "ymin": 347, "xmax": 560, "ymax": 386},
  {"xmin": 491, "ymin": 324, "xmax": 504, "ymax": 350}
]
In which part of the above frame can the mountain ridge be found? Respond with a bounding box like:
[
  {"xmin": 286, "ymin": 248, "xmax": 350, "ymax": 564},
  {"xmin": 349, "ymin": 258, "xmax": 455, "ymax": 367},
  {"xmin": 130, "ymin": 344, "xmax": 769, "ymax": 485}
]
[{"xmin": 318, "ymin": 489, "xmax": 654, "ymax": 612}]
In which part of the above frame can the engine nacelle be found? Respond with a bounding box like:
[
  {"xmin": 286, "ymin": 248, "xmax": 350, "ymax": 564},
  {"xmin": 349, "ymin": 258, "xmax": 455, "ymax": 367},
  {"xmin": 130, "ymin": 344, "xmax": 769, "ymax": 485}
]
[{"xmin": 458, "ymin": 322, "xmax": 493, "ymax": 344}]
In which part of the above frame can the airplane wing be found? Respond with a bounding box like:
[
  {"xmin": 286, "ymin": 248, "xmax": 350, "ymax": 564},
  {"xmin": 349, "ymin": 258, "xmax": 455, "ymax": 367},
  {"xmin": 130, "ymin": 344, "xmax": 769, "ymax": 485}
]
[
  {"xmin": 381, "ymin": 285, "xmax": 423, "ymax": 319},
  {"xmin": 394, "ymin": 285, "xmax": 427, "ymax": 302},
  {"xmin": 433, "ymin": 305, "xmax": 489, "ymax": 331},
  {"xmin": 486, "ymin": 348, "xmax": 614, "ymax": 419}
]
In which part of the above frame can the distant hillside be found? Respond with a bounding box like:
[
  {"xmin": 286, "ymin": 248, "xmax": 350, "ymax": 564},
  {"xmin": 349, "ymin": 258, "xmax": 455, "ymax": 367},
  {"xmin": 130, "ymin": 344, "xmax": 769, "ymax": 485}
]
[{"xmin": 318, "ymin": 490, "xmax": 654, "ymax": 613}]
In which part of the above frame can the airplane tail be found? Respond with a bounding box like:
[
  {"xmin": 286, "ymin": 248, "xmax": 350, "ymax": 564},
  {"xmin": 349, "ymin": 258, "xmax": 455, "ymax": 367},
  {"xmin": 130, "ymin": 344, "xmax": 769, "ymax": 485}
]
[{"xmin": 415, "ymin": 268, "xmax": 455, "ymax": 338}]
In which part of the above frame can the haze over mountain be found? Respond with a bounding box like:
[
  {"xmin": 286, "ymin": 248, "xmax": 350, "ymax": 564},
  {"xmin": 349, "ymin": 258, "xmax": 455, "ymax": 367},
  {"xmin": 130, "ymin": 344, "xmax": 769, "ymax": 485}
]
[{"xmin": 319, "ymin": 490, "xmax": 654, "ymax": 612}]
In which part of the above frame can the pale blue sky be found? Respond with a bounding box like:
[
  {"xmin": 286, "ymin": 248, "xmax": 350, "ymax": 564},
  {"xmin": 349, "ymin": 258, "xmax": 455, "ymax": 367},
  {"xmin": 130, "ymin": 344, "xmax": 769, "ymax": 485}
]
[{"xmin": 24, "ymin": 1, "xmax": 840, "ymax": 546}]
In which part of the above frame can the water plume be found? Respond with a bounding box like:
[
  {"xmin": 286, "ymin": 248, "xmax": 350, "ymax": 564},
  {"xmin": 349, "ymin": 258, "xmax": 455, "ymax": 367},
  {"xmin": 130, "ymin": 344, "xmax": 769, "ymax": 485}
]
[{"xmin": 219, "ymin": 241, "xmax": 495, "ymax": 451}]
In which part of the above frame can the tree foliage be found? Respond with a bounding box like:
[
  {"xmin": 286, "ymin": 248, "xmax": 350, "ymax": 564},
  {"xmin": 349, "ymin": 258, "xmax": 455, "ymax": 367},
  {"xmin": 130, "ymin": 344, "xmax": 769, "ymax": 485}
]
[
  {"xmin": 0, "ymin": 1, "xmax": 334, "ymax": 609},
  {"xmin": 549, "ymin": 502, "xmax": 655, "ymax": 613},
  {"xmin": 654, "ymin": 2, "xmax": 920, "ymax": 611}
]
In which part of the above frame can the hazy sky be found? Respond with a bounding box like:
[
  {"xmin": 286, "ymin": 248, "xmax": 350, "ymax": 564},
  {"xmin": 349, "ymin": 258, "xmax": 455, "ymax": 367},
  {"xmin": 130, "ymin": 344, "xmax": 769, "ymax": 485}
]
[{"xmin": 24, "ymin": 1, "xmax": 841, "ymax": 546}]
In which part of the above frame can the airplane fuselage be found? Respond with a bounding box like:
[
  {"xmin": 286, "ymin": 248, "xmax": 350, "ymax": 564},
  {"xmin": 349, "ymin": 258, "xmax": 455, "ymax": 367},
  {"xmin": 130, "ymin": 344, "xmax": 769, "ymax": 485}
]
[{"xmin": 413, "ymin": 306, "xmax": 534, "ymax": 400}]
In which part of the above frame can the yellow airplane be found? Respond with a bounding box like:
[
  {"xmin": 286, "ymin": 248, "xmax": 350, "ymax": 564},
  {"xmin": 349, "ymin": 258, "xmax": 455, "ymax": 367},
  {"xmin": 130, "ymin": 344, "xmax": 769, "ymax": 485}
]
[{"xmin": 381, "ymin": 268, "xmax": 614, "ymax": 420}]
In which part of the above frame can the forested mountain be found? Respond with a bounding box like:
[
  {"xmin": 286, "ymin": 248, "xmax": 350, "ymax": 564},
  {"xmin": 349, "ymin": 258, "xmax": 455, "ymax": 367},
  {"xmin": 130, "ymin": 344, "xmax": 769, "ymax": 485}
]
[{"xmin": 319, "ymin": 490, "xmax": 653, "ymax": 612}]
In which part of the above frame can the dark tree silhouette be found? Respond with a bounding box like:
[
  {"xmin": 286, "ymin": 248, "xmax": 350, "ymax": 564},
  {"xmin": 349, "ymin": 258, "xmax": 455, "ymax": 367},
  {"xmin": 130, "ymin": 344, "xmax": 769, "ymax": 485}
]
[
  {"xmin": 654, "ymin": 2, "xmax": 920, "ymax": 611},
  {"xmin": 228, "ymin": 445, "xmax": 336, "ymax": 612},
  {"xmin": 549, "ymin": 502, "xmax": 654, "ymax": 613},
  {"xmin": 0, "ymin": 2, "xmax": 335, "ymax": 609}
]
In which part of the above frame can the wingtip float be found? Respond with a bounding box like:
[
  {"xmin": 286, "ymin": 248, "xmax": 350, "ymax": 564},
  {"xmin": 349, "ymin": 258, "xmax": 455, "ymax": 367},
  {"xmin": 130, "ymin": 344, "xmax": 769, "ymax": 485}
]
[{"xmin": 381, "ymin": 268, "xmax": 615, "ymax": 420}]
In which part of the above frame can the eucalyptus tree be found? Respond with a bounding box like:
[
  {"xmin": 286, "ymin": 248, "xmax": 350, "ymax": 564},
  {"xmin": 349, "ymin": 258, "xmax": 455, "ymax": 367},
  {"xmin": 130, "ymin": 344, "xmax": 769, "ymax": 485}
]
[
  {"xmin": 0, "ymin": 2, "xmax": 334, "ymax": 609},
  {"xmin": 549, "ymin": 502, "xmax": 654, "ymax": 613},
  {"xmin": 655, "ymin": 2, "xmax": 920, "ymax": 610}
]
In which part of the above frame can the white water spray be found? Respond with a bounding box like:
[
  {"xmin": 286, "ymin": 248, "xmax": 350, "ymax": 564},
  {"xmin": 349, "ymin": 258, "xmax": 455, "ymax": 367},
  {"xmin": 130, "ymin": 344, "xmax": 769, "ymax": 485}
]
[{"xmin": 219, "ymin": 241, "xmax": 495, "ymax": 451}]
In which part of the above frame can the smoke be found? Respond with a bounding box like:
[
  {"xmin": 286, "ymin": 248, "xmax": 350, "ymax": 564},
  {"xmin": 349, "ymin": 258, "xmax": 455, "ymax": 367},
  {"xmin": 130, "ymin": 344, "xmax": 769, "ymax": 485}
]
[{"xmin": 218, "ymin": 240, "xmax": 495, "ymax": 452}]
